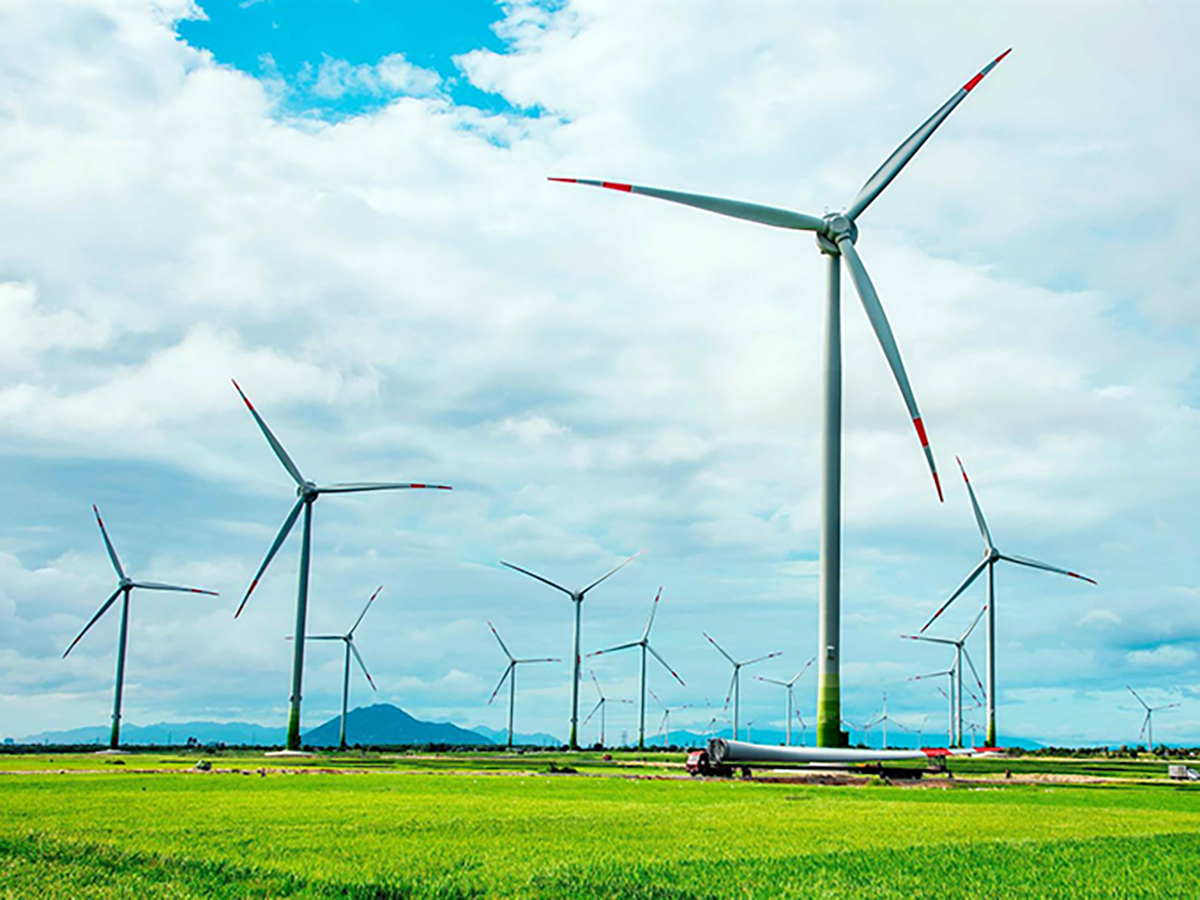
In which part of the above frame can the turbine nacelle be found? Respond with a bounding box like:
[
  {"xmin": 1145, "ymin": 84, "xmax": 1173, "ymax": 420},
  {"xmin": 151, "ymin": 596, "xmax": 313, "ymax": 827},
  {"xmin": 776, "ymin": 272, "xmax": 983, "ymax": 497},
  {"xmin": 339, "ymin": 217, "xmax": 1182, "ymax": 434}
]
[{"xmin": 816, "ymin": 213, "xmax": 857, "ymax": 255}]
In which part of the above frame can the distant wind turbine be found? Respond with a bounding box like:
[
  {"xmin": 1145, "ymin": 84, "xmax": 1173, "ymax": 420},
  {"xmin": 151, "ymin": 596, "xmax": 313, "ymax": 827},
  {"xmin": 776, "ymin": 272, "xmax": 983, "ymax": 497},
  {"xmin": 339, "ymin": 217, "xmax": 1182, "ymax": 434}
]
[
  {"xmin": 909, "ymin": 669, "xmax": 955, "ymax": 747},
  {"xmin": 754, "ymin": 655, "xmax": 816, "ymax": 746},
  {"xmin": 587, "ymin": 586, "xmax": 685, "ymax": 749},
  {"xmin": 920, "ymin": 457, "xmax": 1095, "ymax": 746},
  {"xmin": 1127, "ymin": 686, "xmax": 1180, "ymax": 752},
  {"xmin": 231, "ymin": 380, "xmax": 451, "ymax": 751},
  {"xmin": 487, "ymin": 621, "xmax": 559, "ymax": 749},
  {"xmin": 704, "ymin": 632, "xmax": 781, "ymax": 741},
  {"xmin": 62, "ymin": 505, "xmax": 217, "ymax": 750},
  {"xmin": 903, "ymin": 603, "xmax": 987, "ymax": 746},
  {"xmin": 583, "ymin": 671, "xmax": 631, "ymax": 747},
  {"xmin": 650, "ymin": 689, "xmax": 691, "ymax": 749},
  {"xmin": 500, "ymin": 551, "xmax": 641, "ymax": 749},
  {"xmin": 552, "ymin": 51, "xmax": 1012, "ymax": 746}
]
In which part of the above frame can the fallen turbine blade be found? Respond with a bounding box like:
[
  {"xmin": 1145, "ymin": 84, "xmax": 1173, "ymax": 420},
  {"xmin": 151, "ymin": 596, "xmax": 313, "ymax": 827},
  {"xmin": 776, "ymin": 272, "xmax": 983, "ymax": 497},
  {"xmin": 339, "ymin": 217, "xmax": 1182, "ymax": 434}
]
[
  {"xmin": 846, "ymin": 49, "xmax": 1012, "ymax": 221},
  {"xmin": 349, "ymin": 641, "xmax": 377, "ymax": 691},
  {"xmin": 647, "ymin": 642, "xmax": 686, "ymax": 687},
  {"xmin": 838, "ymin": 237, "xmax": 942, "ymax": 501},
  {"xmin": 349, "ymin": 586, "xmax": 383, "ymax": 637},
  {"xmin": 1001, "ymin": 553, "xmax": 1097, "ymax": 585},
  {"xmin": 581, "ymin": 549, "xmax": 643, "ymax": 595},
  {"xmin": 62, "ymin": 587, "xmax": 124, "ymax": 658},
  {"xmin": 919, "ymin": 557, "xmax": 989, "ymax": 633},
  {"xmin": 235, "ymin": 497, "xmax": 304, "ymax": 618},
  {"xmin": 500, "ymin": 561, "xmax": 574, "ymax": 597},
  {"xmin": 92, "ymin": 505, "xmax": 126, "ymax": 581},
  {"xmin": 549, "ymin": 179, "xmax": 826, "ymax": 232},
  {"xmin": 318, "ymin": 482, "xmax": 452, "ymax": 494},
  {"xmin": 232, "ymin": 380, "xmax": 305, "ymax": 486},
  {"xmin": 132, "ymin": 582, "xmax": 218, "ymax": 595}
]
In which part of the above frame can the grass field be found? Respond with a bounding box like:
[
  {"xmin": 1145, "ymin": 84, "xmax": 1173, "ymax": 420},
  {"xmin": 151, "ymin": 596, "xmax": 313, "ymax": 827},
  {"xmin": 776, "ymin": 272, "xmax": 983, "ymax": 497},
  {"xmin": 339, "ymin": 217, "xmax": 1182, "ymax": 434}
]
[{"xmin": 2, "ymin": 751, "xmax": 1199, "ymax": 898}]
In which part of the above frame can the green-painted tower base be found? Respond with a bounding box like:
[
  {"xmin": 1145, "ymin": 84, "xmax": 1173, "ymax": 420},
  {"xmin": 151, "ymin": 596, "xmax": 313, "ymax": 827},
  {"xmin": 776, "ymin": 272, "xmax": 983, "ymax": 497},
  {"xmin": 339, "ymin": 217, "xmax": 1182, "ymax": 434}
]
[
  {"xmin": 286, "ymin": 708, "xmax": 302, "ymax": 751},
  {"xmin": 816, "ymin": 672, "xmax": 842, "ymax": 747}
]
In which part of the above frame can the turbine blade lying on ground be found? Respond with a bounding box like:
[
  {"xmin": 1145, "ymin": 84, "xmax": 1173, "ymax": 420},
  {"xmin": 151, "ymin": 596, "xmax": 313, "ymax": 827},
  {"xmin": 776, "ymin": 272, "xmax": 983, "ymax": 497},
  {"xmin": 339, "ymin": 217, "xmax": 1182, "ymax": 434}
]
[
  {"xmin": 319, "ymin": 482, "xmax": 452, "ymax": 494},
  {"xmin": 62, "ymin": 587, "xmax": 124, "ymax": 658},
  {"xmin": 133, "ymin": 582, "xmax": 218, "ymax": 595},
  {"xmin": 1001, "ymin": 553, "xmax": 1097, "ymax": 584},
  {"xmin": 837, "ymin": 237, "xmax": 941, "ymax": 501},
  {"xmin": 548, "ymin": 180, "xmax": 826, "ymax": 232},
  {"xmin": 647, "ymin": 643, "xmax": 686, "ymax": 686},
  {"xmin": 349, "ymin": 586, "xmax": 383, "ymax": 637},
  {"xmin": 920, "ymin": 557, "xmax": 990, "ymax": 633},
  {"xmin": 232, "ymin": 380, "xmax": 305, "ymax": 486},
  {"xmin": 581, "ymin": 550, "xmax": 643, "ymax": 595},
  {"xmin": 349, "ymin": 642, "xmax": 376, "ymax": 690},
  {"xmin": 92, "ymin": 505, "xmax": 125, "ymax": 581},
  {"xmin": 846, "ymin": 49, "xmax": 1012, "ymax": 221},
  {"xmin": 235, "ymin": 497, "xmax": 304, "ymax": 618},
  {"xmin": 500, "ymin": 561, "xmax": 574, "ymax": 597}
]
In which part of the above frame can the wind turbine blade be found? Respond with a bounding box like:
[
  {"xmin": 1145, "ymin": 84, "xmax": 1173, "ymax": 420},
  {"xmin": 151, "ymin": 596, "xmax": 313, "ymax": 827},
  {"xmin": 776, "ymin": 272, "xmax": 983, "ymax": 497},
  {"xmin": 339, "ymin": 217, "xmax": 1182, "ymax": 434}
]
[
  {"xmin": 235, "ymin": 497, "xmax": 304, "ymax": 618},
  {"xmin": 962, "ymin": 648, "xmax": 986, "ymax": 696},
  {"xmin": 62, "ymin": 587, "xmax": 124, "ymax": 658},
  {"xmin": 956, "ymin": 457, "xmax": 993, "ymax": 549},
  {"xmin": 348, "ymin": 641, "xmax": 376, "ymax": 691},
  {"xmin": 908, "ymin": 669, "xmax": 954, "ymax": 681},
  {"xmin": 302, "ymin": 635, "xmax": 344, "ymax": 641},
  {"xmin": 961, "ymin": 603, "xmax": 988, "ymax": 642},
  {"xmin": 583, "ymin": 699, "xmax": 603, "ymax": 726},
  {"xmin": 846, "ymin": 49, "xmax": 1011, "ymax": 221},
  {"xmin": 487, "ymin": 621, "xmax": 514, "ymax": 661},
  {"xmin": 232, "ymin": 380, "xmax": 305, "ymax": 486},
  {"xmin": 919, "ymin": 557, "xmax": 989, "ymax": 633},
  {"xmin": 723, "ymin": 670, "xmax": 737, "ymax": 710},
  {"xmin": 1159, "ymin": 703, "xmax": 1182, "ymax": 711},
  {"xmin": 743, "ymin": 651, "xmax": 783, "ymax": 667},
  {"xmin": 587, "ymin": 641, "xmax": 640, "ymax": 658},
  {"xmin": 318, "ymin": 482, "xmax": 452, "ymax": 494},
  {"xmin": 703, "ymin": 632, "xmax": 736, "ymax": 665},
  {"xmin": 900, "ymin": 634, "xmax": 957, "ymax": 646},
  {"xmin": 791, "ymin": 656, "xmax": 817, "ymax": 686},
  {"xmin": 1127, "ymin": 686, "xmax": 1150, "ymax": 711},
  {"xmin": 837, "ymin": 237, "xmax": 941, "ymax": 501},
  {"xmin": 487, "ymin": 663, "xmax": 514, "ymax": 704},
  {"xmin": 641, "ymin": 586, "xmax": 663, "ymax": 640},
  {"xmin": 500, "ymin": 561, "xmax": 574, "ymax": 597},
  {"xmin": 91, "ymin": 505, "xmax": 125, "ymax": 580},
  {"xmin": 755, "ymin": 676, "xmax": 788, "ymax": 687},
  {"xmin": 580, "ymin": 549, "xmax": 643, "ymax": 595},
  {"xmin": 1139, "ymin": 714, "xmax": 1149, "ymax": 741},
  {"xmin": 590, "ymin": 669, "xmax": 603, "ymax": 698},
  {"xmin": 649, "ymin": 688, "xmax": 665, "ymax": 710},
  {"xmin": 1000, "ymin": 553, "xmax": 1097, "ymax": 585},
  {"xmin": 349, "ymin": 586, "xmax": 383, "ymax": 637},
  {"xmin": 132, "ymin": 582, "xmax": 218, "ymax": 595},
  {"xmin": 548, "ymin": 179, "xmax": 826, "ymax": 232},
  {"xmin": 515, "ymin": 657, "xmax": 561, "ymax": 664},
  {"xmin": 646, "ymin": 643, "xmax": 686, "ymax": 686}
]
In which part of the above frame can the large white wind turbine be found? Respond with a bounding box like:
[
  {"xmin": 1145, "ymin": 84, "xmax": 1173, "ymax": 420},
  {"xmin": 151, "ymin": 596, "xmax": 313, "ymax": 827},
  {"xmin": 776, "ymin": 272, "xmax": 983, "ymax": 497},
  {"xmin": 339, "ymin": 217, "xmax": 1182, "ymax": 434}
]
[
  {"xmin": 1127, "ymin": 686, "xmax": 1180, "ymax": 751},
  {"xmin": 487, "ymin": 621, "xmax": 560, "ymax": 749},
  {"xmin": 754, "ymin": 655, "xmax": 815, "ymax": 746},
  {"xmin": 704, "ymin": 632, "xmax": 781, "ymax": 741},
  {"xmin": 231, "ymin": 381, "xmax": 451, "ymax": 751},
  {"xmin": 302, "ymin": 586, "xmax": 382, "ymax": 751},
  {"xmin": 920, "ymin": 457, "xmax": 1096, "ymax": 746},
  {"xmin": 587, "ymin": 586, "xmax": 685, "ymax": 749},
  {"xmin": 500, "ymin": 552, "xmax": 640, "ymax": 749},
  {"xmin": 902, "ymin": 603, "xmax": 986, "ymax": 746},
  {"xmin": 62, "ymin": 505, "xmax": 217, "ymax": 750},
  {"xmin": 552, "ymin": 50, "xmax": 1011, "ymax": 746}
]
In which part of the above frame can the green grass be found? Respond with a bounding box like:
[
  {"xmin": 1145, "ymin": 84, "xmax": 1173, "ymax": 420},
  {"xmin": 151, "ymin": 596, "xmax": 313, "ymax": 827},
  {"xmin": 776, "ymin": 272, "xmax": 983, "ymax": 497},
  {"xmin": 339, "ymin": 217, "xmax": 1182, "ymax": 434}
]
[{"xmin": 2, "ymin": 753, "xmax": 1199, "ymax": 898}]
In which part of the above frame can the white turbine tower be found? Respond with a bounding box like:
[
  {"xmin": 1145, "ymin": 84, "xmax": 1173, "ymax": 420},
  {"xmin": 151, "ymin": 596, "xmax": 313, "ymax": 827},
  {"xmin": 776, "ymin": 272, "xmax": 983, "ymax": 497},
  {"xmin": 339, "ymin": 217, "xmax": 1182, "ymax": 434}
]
[
  {"xmin": 921, "ymin": 457, "xmax": 1096, "ymax": 746},
  {"xmin": 231, "ymin": 380, "xmax": 452, "ymax": 751},
  {"xmin": 62, "ymin": 505, "xmax": 218, "ymax": 750},
  {"xmin": 552, "ymin": 51, "xmax": 1012, "ymax": 746},
  {"xmin": 1127, "ymin": 686, "xmax": 1180, "ymax": 752},
  {"xmin": 902, "ymin": 603, "xmax": 987, "ymax": 746},
  {"xmin": 704, "ymin": 632, "xmax": 781, "ymax": 741},
  {"xmin": 487, "ymin": 621, "xmax": 560, "ymax": 749},
  {"xmin": 500, "ymin": 552, "xmax": 640, "ymax": 749},
  {"xmin": 755, "ymin": 656, "xmax": 816, "ymax": 746},
  {"xmin": 587, "ymin": 587, "xmax": 685, "ymax": 749}
]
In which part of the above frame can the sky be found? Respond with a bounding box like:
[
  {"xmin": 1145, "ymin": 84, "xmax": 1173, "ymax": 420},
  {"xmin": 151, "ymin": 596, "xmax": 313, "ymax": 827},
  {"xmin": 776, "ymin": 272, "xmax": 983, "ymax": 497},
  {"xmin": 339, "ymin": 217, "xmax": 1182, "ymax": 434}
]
[{"xmin": 2, "ymin": 0, "xmax": 1199, "ymax": 748}]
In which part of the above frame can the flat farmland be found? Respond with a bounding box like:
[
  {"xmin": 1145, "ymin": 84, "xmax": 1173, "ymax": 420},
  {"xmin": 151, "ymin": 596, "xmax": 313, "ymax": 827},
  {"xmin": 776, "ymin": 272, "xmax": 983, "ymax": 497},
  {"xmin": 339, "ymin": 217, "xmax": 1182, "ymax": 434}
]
[{"xmin": 2, "ymin": 752, "xmax": 1198, "ymax": 898}]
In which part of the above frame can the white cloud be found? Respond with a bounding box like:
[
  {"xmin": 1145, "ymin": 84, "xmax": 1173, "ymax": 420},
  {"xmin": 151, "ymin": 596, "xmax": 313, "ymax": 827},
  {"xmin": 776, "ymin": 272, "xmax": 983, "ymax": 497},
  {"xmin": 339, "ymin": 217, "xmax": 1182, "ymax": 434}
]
[{"xmin": 1127, "ymin": 645, "xmax": 1197, "ymax": 668}]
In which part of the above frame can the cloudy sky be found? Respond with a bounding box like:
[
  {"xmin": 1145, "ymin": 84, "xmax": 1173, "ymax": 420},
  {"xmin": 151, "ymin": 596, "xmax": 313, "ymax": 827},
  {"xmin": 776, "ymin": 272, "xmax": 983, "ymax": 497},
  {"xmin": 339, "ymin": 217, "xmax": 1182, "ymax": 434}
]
[{"xmin": 2, "ymin": 0, "xmax": 1198, "ymax": 747}]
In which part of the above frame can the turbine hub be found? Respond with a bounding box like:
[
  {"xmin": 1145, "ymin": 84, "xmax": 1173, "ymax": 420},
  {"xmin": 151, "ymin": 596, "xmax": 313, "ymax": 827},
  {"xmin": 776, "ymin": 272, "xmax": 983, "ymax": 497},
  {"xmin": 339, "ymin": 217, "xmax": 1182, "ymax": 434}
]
[
  {"xmin": 298, "ymin": 481, "xmax": 318, "ymax": 498},
  {"xmin": 119, "ymin": 577, "xmax": 133, "ymax": 588},
  {"xmin": 816, "ymin": 213, "xmax": 856, "ymax": 255}
]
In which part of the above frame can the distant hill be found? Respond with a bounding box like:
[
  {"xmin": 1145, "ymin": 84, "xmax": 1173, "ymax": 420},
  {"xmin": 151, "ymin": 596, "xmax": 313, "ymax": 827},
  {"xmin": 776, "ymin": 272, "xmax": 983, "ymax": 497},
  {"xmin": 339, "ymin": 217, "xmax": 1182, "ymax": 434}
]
[
  {"xmin": 303, "ymin": 704, "xmax": 494, "ymax": 747},
  {"xmin": 17, "ymin": 721, "xmax": 286, "ymax": 746},
  {"xmin": 471, "ymin": 725, "xmax": 563, "ymax": 747}
]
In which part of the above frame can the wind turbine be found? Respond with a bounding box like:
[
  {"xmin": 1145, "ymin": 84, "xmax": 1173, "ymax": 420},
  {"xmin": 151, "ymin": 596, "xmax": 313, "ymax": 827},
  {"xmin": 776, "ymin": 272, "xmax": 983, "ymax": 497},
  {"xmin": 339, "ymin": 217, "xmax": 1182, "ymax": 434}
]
[
  {"xmin": 231, "ymin": 380, "xmax": 451, "ymax": 751},
  {"xmin": 300, "ymin": 586, "xmax": 382, "ymax": 751},
  {"xmin": 587, "ymin": 586, "xmax": 685, "ymax": 749},
  {"xmin": 1127, "ymin": 686, "xmax": 1180, "ymax": 752},
  {"xmin": 909, "ymin": 669, "xmax": 955, "ymax": 747},
  {"xmin": 552, "ymin": 51, "xmax": 1012, "ymax": 746},
  {"xmin": 704, "ymin": 632, "xmax": 781, "ymax": 741},
  {"xmin": 500, "ymin": 551, "xmax": 640, "ymax": 749},
  {"xmin": 794, "ymin": 710, "xmax": 808, "ymax": 747},
  {"xmin": 903, "ymin": 603, "xmax": 987, "ymax": 746},
  {"xmin": 62, "ymin": 505, "xmax": 218, "ymax": 750},
  {"xmin": 755, "ymin": 655, "xmax": 816, "ymax": 746},
  {"xmin": 650, "ymin": 689, "xmax": 691, "ymax": 749},
  {"xmin": 487, "ymin": 621, "xmax": 560, "ymax": 749},
  {"xmin": 920, "ymin": 456, "xmax": 1096, "ymax": 746},
  {"xmin": 583, "ymin": 671, "xmax": 630, "ymax": 747}
]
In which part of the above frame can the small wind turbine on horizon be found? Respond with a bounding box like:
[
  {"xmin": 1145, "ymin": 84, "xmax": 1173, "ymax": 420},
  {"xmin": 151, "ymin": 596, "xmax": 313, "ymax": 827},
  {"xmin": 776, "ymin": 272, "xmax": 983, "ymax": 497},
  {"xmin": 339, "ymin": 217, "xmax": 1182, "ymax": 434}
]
[
  {"xmin": 62, "ymin": 505, "xmax": 217, "ymax": 750},
  {"xmin": 903, "ymin": 603, "xmax": 987, "ymax": 746},
  {"xmin": 755, "ymin": 655, "xmax": 816, "ymax": 746},
  {"xmin": 704, "ymin": 632, "xmax": 781, "ymax": 741},
  {"xmin": 298, "ymin": 586, "xmax": 382, "ymax": 751},
  {"xmin": 920, "ymin": 457, "xmax": 1096, "ymax": 746},
  {"xmin": 587, "ymin": 586, "xmax": 685, "ymax": 749},
  {"xmin": 552, "ymin": 50, "xmax": 1012, "ymax": 747},
  {"xmin": 909, "ymin": 669, "xmax": 956, "ymax": 747},
  {"xmin": 500, "ymin": 551, "xmax": 641, "ymax": 749},
  {"xmin": 231, "ymin": 380, "xmax": 452, "ymax": 751},
  {"xmin": 487, "ymin": 621, "xmax": 560, "ymax": 749},
  {"xmin": 650, "ymin": 689, "xmax": 691, "ymax": 749},
  {"xmin": 583, "ymin": 670, "xmax": 631, "ymax": 748},
  {"xmin": 1127, "ymin": 686, "xmax": 1180, "ymax": 751}
]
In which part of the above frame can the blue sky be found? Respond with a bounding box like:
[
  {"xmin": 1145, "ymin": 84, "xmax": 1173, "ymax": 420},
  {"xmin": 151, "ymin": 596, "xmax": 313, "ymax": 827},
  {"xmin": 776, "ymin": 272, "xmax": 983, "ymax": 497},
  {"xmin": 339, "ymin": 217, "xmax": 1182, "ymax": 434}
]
[{"xmin": 1, "ymin": 0, "xmax": 1199, "ymax": 749}]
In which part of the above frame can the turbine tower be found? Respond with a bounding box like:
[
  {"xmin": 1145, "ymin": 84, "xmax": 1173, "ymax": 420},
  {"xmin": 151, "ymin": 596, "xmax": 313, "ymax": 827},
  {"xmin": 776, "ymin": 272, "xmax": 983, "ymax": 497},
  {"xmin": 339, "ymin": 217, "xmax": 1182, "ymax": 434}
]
[
  {"xmin": 62, "ymin": 505, "xmax": 217, "ymax": 749},
  {"xmin": 754, "ymin": 655, "xmax": 816, "ymax": 746},
  {"xmin": 552, "ymin": 51, "xmax": 1011, "ymax": 747},
  {"xmin": 909, "ymin": 669, "xmax": 955, "ymax": 747},
  {"xmin": 704, "ymin": 632, "xmax": 780, "ymax": 741},
  {"xmin": 487, "ymin": 621, "xmax": 559, "ymax": 749},
  {"xmin": 302, "ymin": 586, "xmax": 382, "ymax": 751},
  {"xmin": 902, "ymin": 603, "xmax": 986, "ymax": 746},
  {"xmin": 500, "ymin": 551, "xmax": 640, "ymax": 749},
  {"xmin": 587, "ymin": 586, "xmax": 685, "ymax": 749},
  {"xmin": 231, "ymin": 380, "xmax": 451, "ymax": 751},
  {"xmin": 1127, "ymin": 686, "xmax": 1180, "ymax": 752},
  {"xmin": 650, "ymin": 689, "xmax": 691, "ymax": 749},
  {"xmin": 920, "ymin": 456, "xmax": 1095, "ymax": 746}
]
